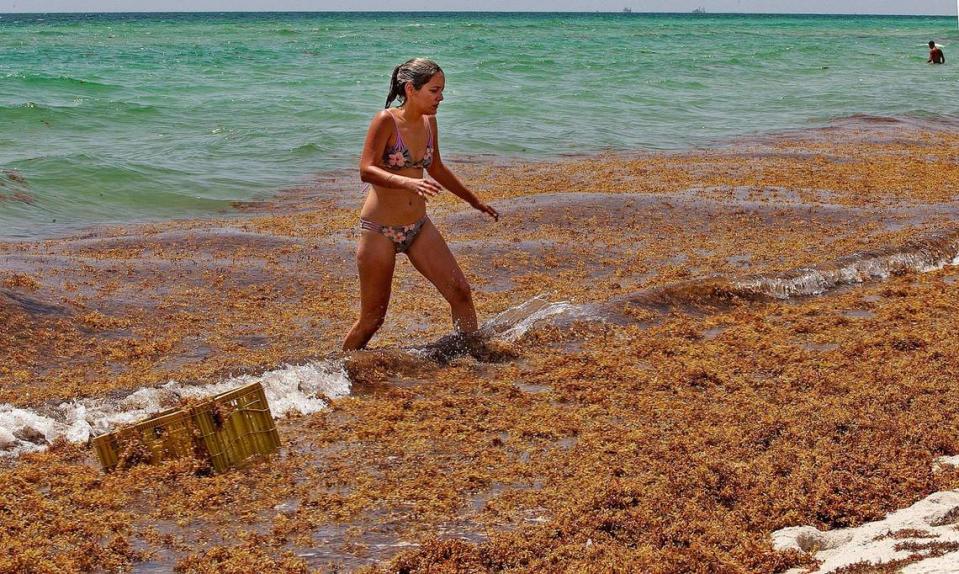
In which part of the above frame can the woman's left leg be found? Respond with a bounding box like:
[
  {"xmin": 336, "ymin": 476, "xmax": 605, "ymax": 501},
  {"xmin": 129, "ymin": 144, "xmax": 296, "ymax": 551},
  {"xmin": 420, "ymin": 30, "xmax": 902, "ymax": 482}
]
[{"xmin": 405, "ymin": 220, "xmax": 478, "ymax": 333}]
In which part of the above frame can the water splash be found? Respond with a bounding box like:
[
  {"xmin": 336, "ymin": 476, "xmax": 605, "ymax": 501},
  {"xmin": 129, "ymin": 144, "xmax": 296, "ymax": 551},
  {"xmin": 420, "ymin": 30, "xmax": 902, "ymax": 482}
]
[
  {"xmin": 406, "ymin": 295, "xmax": 590, "ymax": 364},
  {"xmin": 479, "ymin": 295, "xmax": 586, "ymax": 341}
]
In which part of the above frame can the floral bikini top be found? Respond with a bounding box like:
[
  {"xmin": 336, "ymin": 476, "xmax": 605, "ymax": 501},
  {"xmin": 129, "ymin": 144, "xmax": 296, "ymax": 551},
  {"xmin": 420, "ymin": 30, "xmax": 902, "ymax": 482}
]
[{"xmin": 382, "ymin": 111, "xmax": 433, "ymax": 170}]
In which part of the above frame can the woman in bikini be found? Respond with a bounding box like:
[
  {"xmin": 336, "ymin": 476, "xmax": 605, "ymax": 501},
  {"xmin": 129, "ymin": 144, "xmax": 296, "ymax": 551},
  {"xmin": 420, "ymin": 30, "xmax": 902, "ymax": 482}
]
[{"xmin": 343, "ymin": 58, "xmax": 499, "ymax": 351}]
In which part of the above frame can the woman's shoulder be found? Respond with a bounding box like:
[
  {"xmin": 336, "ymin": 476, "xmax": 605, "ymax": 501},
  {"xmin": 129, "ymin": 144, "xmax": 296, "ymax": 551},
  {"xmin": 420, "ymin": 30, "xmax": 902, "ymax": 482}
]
[
  {"xmin": 368, "ymin": 109, "xmax": 397, "ymax": 134},
  {"xmin": 373, "ymin": 109, "xmax": 395, "ymax": 122}
]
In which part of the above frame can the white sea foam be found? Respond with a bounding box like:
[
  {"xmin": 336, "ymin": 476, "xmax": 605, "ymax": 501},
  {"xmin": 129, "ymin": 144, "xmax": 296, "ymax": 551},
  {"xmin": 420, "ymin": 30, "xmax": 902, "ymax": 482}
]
[
  {"xmin": 733, "ymin": 234, "xmax": 959, "ymax": 300},
  {"xmin": 0, "ymin": 360, "xmax": 350, "ymax": 459},
  {"xmin": 1, "ymin": 296, "xmax": 584, "ymax": 461}
]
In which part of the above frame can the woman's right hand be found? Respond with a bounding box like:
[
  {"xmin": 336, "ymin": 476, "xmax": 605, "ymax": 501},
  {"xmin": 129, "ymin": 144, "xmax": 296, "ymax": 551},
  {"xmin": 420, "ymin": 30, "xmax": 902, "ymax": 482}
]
[{"xmin": 404, "ymin": 177, "xmax": 443, "ymax": 200}]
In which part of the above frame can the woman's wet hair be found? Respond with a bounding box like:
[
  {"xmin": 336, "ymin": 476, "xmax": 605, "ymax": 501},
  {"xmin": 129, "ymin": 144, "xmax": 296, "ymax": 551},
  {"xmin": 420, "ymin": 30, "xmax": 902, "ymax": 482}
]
[{"xmin": 385, "ymin": 58, "xmax": 443, "ymax": 109}]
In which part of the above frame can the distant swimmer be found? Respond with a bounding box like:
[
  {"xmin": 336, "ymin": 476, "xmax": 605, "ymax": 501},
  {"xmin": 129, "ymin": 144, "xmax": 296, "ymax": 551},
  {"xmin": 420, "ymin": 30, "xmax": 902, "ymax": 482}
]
[
  {"xmin": 928, "ymin": 41, "xmax": 945, "ymax": 64},
  {"xmin": 343, "ymin": 58, "xmax": 499, "ymax": 351}
]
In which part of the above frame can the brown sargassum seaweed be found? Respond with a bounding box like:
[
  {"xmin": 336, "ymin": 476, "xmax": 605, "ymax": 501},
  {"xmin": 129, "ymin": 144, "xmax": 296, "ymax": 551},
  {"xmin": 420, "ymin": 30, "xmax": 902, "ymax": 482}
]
[{"xmin": 2, "ymin": 122, "xmax": 959, "ymax": 572}]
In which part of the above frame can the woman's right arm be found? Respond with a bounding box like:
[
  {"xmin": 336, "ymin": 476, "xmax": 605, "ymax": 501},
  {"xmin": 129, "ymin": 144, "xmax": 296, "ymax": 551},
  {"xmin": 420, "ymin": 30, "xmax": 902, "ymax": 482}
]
[{"xmin": 359, "ymin": 111, "xmax": 441, "ymax": 199}]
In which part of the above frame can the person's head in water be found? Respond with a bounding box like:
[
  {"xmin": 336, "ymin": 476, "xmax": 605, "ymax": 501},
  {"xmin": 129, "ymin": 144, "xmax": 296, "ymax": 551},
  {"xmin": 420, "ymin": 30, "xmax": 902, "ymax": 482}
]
[
  {"xmin": 930, "ymin": 41, "xmax": 937, "ymax": 49},
  {"xmin": 384, "ymin": 58, "xmax": 444, "ymax": 110}
]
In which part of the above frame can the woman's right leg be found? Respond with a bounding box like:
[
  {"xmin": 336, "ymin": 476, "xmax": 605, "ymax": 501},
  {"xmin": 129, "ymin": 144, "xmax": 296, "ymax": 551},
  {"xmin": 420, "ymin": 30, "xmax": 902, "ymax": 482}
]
[{"xmin": 342, "ymin": 231, "xmax": 397, "ymax": 351}]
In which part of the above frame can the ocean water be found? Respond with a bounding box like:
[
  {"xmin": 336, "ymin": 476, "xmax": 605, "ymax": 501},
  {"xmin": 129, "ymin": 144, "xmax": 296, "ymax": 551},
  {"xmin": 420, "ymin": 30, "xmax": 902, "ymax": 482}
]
[{"xmin": 0, "ymin": 12, "xmax": 956, "ymax": 239}]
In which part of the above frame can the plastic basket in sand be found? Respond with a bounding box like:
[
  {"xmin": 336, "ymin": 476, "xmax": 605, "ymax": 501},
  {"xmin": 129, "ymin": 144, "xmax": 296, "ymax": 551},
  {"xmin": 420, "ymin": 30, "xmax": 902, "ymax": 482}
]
[
  {"xmin": 92, "ymin": 407, "xmax": 200, "ymax": 471},
  {"xmin": 92, "ymin": 382, "xmax": 281, "ymax": 473},
  {"xmin": 189, "ymin": 382, "xmax": 282, "ymax": 473}
]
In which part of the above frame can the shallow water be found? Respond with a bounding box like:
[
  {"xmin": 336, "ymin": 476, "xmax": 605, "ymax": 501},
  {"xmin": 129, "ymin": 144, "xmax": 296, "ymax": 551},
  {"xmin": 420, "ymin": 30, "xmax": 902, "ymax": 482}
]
[{"xmin": 1, "ymin": 12, "xmax": 957, "ymax": 237}]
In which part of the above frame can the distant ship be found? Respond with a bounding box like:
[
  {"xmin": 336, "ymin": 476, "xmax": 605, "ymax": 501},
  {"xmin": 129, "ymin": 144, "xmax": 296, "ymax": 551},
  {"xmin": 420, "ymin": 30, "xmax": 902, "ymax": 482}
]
[
  {"xmin": 622, "ymin": 7, "xmax": 632, "ymax": 13},
  {"xmin": 692, "ymin": 7, "xmax": 706, "ymax": 13}
]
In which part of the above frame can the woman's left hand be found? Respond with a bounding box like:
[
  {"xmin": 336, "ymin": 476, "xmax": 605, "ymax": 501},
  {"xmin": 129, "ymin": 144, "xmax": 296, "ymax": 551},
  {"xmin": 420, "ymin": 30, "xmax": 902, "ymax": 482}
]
[{"xmin": 473, "ymin": 201, "xmax": 499, "ymax": 221}]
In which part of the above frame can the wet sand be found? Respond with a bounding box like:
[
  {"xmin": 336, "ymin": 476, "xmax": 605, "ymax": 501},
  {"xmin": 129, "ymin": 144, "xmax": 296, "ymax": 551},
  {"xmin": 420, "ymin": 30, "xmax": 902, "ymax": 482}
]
[{"xmin": 3, "ymin": 116, "xmax": 959, "ymax": 572}]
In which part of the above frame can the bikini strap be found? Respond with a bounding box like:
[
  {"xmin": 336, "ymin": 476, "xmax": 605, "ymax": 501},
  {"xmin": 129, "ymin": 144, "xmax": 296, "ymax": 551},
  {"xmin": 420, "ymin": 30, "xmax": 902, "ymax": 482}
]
[
  {"xmin": 388, "ymin": 110, "xmax": 404, "ymax": 146},
  {"xmin": 424, "ymin": 116, "xmax": 433, "ymax": 147}
]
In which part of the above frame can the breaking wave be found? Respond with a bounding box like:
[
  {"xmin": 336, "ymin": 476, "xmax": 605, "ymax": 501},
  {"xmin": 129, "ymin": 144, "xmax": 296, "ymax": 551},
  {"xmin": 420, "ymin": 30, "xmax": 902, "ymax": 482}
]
[
  {"xmin": 617, "ymin": 228, "xmax": 959, "ymax": 313},
  {"xmin": 732, "ymin": 230, "xmax": 959, "ymax": 300}
]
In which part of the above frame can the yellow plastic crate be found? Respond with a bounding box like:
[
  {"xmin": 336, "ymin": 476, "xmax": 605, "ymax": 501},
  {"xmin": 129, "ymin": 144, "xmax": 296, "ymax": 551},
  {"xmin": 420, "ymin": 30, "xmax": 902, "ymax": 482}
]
[
  {"xmin": 189, "ymin": 382, "xmax": 282, "ymax": 473},
  {"xmin": 92, "ymin": 407, "xmax": 200, "ymax": 471},
  {"xmin": 92, "ymin": 382, "xmax": 281, "ymax": 473}
]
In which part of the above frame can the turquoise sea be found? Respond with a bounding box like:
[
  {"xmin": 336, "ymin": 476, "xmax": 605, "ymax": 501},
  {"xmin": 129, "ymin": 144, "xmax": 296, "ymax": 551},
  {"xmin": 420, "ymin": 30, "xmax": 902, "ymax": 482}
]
[{"xmin": 0, "ymin": 12, "xmax": 956, "ymax": 239}]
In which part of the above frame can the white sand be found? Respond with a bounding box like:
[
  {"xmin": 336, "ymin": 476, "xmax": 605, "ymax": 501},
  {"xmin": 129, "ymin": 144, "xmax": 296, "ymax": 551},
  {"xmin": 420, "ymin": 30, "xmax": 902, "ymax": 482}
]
[{"xmin": 774, "ymin": 457, "xmax": 959, "ymax": 573}]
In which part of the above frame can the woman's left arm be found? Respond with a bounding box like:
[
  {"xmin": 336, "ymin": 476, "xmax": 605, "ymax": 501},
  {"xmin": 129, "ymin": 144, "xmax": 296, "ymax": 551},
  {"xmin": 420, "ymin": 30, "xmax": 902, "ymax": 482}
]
[{"xmin": 426, "ymin": 117, "xmax": 499, "ymax": 221}]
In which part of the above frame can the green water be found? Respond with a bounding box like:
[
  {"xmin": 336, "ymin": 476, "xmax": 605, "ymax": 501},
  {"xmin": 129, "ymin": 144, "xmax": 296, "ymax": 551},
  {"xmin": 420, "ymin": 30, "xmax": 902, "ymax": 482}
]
[{"xmin": 0, "ymin": 12, "xmax": 955, "ymax": 238}]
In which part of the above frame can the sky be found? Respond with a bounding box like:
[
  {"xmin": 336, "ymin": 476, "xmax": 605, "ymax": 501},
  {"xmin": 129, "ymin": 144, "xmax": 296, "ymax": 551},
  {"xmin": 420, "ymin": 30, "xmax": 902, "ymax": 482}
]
[{"xmin": 0, "ymin": 1, "xmax": 954, "ymax": 14}]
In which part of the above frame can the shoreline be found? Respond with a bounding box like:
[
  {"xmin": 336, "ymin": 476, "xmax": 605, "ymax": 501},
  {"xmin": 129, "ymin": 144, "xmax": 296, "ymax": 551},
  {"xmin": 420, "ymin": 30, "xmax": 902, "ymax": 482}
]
[
  {"xmin": 4, "ymin": 112, "xmax": 958, "ymax": 246},
  {"xmin": 0, "ymin": 12, "xmax": 955, "ymax": 18}
]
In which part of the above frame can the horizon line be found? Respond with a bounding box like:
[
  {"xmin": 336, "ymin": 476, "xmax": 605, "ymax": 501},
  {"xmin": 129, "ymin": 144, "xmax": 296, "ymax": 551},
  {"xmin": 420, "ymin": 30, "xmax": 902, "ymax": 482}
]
[{"xmin": 0, "ymin": 10, "xmax": 954, "ymax": 16}]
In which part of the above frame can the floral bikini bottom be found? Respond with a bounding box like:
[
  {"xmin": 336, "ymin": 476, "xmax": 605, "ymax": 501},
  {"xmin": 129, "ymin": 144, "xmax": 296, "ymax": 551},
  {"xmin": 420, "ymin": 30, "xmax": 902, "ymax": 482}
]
[{"xmin": 359, "ymin": 215, "xmax": 429, "ymax": 253}]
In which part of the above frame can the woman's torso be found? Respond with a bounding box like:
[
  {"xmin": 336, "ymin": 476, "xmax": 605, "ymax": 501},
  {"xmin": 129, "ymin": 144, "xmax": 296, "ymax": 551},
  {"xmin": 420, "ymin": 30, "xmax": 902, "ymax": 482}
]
[{"xmin": 360, "ymin": 110, "xmax": 434, "ymax": 225}]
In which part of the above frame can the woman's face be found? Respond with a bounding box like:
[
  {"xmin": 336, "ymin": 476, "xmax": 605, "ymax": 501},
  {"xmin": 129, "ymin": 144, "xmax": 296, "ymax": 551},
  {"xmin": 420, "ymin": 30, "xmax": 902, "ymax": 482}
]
[{"xmin": 408, "ymin": 72, "xmax": 445, "ymax": 114}]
